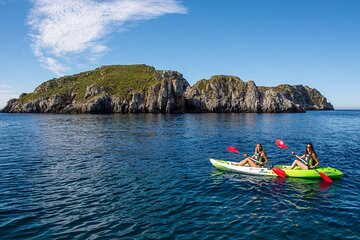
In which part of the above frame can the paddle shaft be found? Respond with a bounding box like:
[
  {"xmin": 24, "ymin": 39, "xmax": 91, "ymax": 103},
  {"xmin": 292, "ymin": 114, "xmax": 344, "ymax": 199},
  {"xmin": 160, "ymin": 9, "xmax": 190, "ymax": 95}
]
[
  {"xmin": 294, "ymin": 154, "xmax": 325, "ymax": 173},
  {"xmin": 282, "ymin": 142, "xmax": 317, "ymax": 166},
  {"xmin": 287, "ymin": 146, "xmax": 317, "ymax": 169},
  {"xmin": 284, "ymin": 146, "xmax": 316, "ymax": 169},
  {"xmin": 294, "ymin": 154, "xmax": 310, "ymax": 167},
  {"xmin": 276, "ymin": 140, "xmax": 309, "ymax": 166}
]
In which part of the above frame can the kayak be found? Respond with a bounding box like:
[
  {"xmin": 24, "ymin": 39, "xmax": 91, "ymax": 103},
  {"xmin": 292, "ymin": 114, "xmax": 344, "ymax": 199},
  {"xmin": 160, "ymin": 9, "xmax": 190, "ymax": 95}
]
[
  {"xmin": 209, "ymin": 159, "xmax": 343, "ymax": 179},
  {"xmin": 209, "ymin": 159, "xmax": 278, "ymax": 176},
  {"xmin": 280, "ymin": 165, "xmax": 343, "ymax": 178}
]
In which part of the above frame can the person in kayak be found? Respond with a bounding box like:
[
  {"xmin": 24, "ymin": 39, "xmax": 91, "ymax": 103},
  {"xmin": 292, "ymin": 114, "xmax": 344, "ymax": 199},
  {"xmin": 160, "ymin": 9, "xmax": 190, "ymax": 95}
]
[
  {"xmin": 285, "ymin": 143, "xmax": 320, "ymax": 170},
  {"xmin": 236, "ymin": 144, "xmax": 269, "ymax": 167}
]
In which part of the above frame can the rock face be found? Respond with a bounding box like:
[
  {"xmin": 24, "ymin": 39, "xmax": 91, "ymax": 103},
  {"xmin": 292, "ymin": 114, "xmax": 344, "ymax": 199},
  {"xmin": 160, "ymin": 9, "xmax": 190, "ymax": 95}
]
[
  {"xmin": 3, "ymin": 69, "xmax": 190, "ymax": 114},
  {"xmin": 2, "ymin": 65, "xmax": 333, "ymax": 113},
  {"xmin": 184, "ymin": 75, "xmax": 333, "ymax": 113}
]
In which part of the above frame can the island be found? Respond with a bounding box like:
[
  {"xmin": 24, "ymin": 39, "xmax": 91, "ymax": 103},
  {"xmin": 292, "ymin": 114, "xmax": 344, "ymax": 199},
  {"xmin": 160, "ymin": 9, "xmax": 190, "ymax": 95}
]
[{"xmin": 2, "ymin": 64, "xmax": 333, "ymax": 113}]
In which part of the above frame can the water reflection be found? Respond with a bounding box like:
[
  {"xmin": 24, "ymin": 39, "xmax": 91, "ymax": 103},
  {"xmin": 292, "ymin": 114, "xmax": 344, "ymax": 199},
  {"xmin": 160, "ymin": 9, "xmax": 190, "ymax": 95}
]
[{"xmin": 210, "ymin": 169, "xmax": 336, "ymax": 206}]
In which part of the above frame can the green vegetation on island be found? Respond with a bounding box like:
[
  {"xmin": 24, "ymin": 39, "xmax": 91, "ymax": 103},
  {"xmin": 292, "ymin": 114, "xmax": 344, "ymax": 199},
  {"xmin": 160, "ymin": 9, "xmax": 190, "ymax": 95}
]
[{"xmin": 20, "ymin": 64, "xmax": 160, "ymax": 103}]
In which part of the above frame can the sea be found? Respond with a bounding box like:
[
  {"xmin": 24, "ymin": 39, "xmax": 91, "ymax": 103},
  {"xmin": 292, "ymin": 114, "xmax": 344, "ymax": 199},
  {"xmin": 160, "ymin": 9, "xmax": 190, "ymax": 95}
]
[{"xmin": 0, "ymin": 111, "xmax": 359, "ymax": 239}]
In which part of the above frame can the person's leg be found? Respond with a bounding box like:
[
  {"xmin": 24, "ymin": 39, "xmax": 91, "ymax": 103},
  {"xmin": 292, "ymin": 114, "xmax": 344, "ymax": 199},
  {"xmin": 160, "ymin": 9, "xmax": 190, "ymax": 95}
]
[
  {"xmin": 295, "ymin": 160, "xmax": 309, "ymax": 170},
  {"xmin": 237, "ymin": 158, "xmax": 257, "ymax": 167},
  {"xmin": 284, "ymin": 160, "xmax": 296, "ymax": 169},
  {"xmin": 288, "ymin": 160, "xmax": 308, "ymax": 170},
  {"xmin": 247, "ymin": 159, "xmax": 257, "ymax": 167},
  {"xmin": 237, "ymin": 158, "xmax": 248, "ymax": 166},
  {"xmin": 288, "ymin": 160, "xmax": 297, "ymax": 169}
]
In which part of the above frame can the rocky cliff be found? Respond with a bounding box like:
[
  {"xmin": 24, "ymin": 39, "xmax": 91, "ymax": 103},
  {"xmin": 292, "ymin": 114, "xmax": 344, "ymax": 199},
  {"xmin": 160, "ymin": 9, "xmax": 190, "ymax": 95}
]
[
  {"xmin": 2, "ymin": 65, "xmax": 333, "ymax": 113},
  {"xmin": 184, "ymin": 75, "xmax": 333, "ymax": 113}
]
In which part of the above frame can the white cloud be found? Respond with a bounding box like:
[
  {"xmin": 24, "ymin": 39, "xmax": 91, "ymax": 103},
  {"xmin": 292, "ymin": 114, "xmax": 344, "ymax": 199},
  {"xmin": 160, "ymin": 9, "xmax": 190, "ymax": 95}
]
[{"xmin": 28, "ymin": 0, "xmax": 187, "ymax": 75}]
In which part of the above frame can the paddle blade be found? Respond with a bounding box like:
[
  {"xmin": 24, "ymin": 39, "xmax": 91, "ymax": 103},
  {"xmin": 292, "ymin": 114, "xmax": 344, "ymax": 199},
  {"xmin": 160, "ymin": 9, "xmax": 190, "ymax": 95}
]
[
  {"xmin": 276, "ymin": 139, "xmax": 287, "ymax": 149},
  {"xmin": 318, "ymin": 172, "xmax": 333, "ymax": 183},
  {"xmin": 272, "ymin": 168, "xmax": 286, "ymax": 178},
  {"xmin": 226, "ymin": 146, "xmax": 240, "ymax": 154}
]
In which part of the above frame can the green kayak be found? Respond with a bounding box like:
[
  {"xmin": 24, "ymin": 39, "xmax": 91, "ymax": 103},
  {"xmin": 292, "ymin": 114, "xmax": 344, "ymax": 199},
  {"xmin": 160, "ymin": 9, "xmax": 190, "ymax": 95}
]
[
  {"xmin": 278, "ymin": 165, "xmax": 343, "ymax": 178},
  {"xmin": 210, "ymin": 159, "xmax": 343, "ymax": 179}
]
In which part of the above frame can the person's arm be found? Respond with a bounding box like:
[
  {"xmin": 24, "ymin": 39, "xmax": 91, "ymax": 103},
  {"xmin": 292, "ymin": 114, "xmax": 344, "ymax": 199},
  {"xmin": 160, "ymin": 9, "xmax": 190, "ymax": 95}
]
[
  {"xmin": 262, "ymin": 152, "xmax": 269, "ymax": 165},
  {"xmin": 311, "ymin": 153, "xmax": 320, "ymax": 168}
]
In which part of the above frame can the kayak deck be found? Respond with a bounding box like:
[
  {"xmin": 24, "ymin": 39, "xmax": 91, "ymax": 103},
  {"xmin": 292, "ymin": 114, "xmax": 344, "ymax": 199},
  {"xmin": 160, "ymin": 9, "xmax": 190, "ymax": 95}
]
[{"xmin": 210, "ymin": 159, "xmax": 343, "ymax": 179}]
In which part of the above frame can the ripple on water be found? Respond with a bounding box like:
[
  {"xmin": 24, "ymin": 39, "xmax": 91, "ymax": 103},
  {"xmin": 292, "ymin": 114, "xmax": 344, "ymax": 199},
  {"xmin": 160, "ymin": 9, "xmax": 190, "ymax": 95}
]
[{"xmin": 0, "ymin": 112, "xmax": 359, "ymax": 239}]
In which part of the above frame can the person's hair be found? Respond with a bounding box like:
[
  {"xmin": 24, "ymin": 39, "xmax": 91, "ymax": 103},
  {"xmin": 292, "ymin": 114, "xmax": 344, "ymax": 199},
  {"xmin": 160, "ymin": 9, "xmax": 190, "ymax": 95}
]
[
  {"xmin": 305, "ymin": 143, "xmax": 317, "ymax": 157},
  {"xmin": 256, "ymin": 144, "xmax": 263, "ymax": 152}
]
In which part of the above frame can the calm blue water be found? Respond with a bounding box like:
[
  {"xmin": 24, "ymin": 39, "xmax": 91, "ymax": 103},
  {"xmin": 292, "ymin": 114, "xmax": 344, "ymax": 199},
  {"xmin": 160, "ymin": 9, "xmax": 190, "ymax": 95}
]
[{"xmin": 0, "ymin": 111, "xmax": 359, "ymax": 239}]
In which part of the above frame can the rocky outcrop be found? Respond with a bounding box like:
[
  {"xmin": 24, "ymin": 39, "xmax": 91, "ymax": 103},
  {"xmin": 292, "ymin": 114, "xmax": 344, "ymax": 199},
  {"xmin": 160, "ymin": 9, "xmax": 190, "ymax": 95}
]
[
  {"xmin": 2, "ymin": 92, "xmax": 76, "ymax": 113},
  {"xmin": 183, "ymin": 75, "xmax": 333, "ymax": 113},
  {"xmin": 2, "ymin": 70, "xmax": 190, "ymax": 114},
  {"xmin": 184, "ymin": 76, "xmax": 265, "ymax": 112},
  {"xmin": 2, "ymin": 65, "xmax": 333, "ymax": 113}
]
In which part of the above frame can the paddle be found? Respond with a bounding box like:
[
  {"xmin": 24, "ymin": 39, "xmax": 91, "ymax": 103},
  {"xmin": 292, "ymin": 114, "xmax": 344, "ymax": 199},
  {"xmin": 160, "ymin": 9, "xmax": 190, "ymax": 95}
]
[
  {"xmin": 226, "ymin": 146, "xmax": 286, "ymax": 178},
  {"xmin": 275, "ymin": 139, "xmax": 332, "ymax": 183}
]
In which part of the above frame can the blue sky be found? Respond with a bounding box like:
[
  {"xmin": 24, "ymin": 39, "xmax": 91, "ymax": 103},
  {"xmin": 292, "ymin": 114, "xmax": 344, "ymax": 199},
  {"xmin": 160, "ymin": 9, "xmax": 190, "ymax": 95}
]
[{"xmin": 1, "ymin": 0, "xmax": 359, "ymax": 109}]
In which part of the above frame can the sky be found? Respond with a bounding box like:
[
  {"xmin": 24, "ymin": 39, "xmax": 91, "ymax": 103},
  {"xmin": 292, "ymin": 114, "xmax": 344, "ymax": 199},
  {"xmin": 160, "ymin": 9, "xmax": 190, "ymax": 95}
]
[{"xmin": 0, "ymin": 0, "xmax": 360, "ymax": 109}]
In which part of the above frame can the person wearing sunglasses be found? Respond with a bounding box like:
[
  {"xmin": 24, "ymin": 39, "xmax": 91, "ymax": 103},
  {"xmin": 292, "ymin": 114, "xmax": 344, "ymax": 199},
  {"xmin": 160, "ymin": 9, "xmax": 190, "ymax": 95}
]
[
  {"xmin": 285, "ymin": 143, "xmax": 320, "ymax": 170},
  {"xmin": 236, "ymin": 144, "xmax": 269, "ymax": 167}
]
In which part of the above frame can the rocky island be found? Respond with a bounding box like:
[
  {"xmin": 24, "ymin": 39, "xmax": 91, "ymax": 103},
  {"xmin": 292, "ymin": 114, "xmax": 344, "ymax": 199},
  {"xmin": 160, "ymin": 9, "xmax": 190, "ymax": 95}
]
[{"xmin": 2, "ymin": 64, "xmax": 333, "ymax": 113}]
